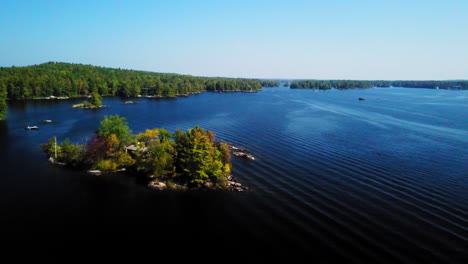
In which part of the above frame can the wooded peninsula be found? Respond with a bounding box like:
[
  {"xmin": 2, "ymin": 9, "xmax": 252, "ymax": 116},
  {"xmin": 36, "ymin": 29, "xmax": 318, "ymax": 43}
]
[
  {"xmin": 0, "ymin": 62, "xmax": 262, "ymax": 100},
  {"xmin": 0, "ymin": 62, "xmax": 262, "ymax": 119}
]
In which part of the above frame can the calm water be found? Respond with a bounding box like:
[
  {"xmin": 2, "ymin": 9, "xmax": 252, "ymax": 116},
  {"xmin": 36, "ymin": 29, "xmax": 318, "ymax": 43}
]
[{"xmin": 1, "ymin": 87, "xmax": 467, "ymax": 261}]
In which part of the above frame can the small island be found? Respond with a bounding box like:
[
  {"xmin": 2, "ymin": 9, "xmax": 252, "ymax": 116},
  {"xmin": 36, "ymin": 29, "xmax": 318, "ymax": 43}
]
[
  {"xmin": 43, "ymin": 115, "xmax": 246, "ymax": 191},
  {"xmin": 73, "ymin": 92, "xmax": 106, "ymax": 109}
]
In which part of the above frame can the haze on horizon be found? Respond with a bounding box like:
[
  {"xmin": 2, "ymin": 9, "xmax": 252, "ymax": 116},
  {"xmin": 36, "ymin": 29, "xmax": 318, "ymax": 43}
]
[{"xmin": 1, "ymin": 0, "xmax": 467, "ymax": 80}]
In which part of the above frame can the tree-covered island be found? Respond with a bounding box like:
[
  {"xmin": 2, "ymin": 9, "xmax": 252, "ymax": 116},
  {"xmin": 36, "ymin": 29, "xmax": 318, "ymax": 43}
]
[
  {"xmin": 72, "ymin": 91, "xmax": 104, "ymax": 109},
  {"xmin": 42, "ymin": 115, "xmax": 244, "ymax": 191},
  {"xmin": 290, "ymin": 80, "xmax": 468, "ymax": 90},
  {"xmin": 259, "ymin": 80, "xmax": 280, "ymax": 87}
]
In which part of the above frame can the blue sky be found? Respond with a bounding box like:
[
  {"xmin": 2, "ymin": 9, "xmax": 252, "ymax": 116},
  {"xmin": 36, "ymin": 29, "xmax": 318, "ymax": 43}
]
[{"xmin": 1, "ymin": 0, "xmax": 467, "ymax": 79}]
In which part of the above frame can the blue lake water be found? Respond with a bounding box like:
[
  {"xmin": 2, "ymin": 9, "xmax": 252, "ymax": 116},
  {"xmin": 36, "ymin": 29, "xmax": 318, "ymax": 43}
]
[{"xmin": 0, "ymin": 87, "xmax": 466, "ymax": 262}]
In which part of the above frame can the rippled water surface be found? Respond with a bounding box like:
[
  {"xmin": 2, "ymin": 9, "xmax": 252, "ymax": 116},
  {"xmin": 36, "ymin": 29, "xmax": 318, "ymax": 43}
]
[{"xmin": 1, "ymin": 87, "xmax": 466, "ymax": 262}]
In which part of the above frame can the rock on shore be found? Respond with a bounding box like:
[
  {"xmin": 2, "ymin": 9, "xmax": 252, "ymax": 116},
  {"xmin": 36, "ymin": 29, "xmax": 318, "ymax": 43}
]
[
  {"xmin": 148, "ymin": 181, "xmax": 166, "ymax": 190},
  {"xmin": 228, "ymin": 144, "xmax": 255, "ymax": 160},
  {"xmin": 227, "ymin": 174, "xmax": 248, "ymax": 192}
]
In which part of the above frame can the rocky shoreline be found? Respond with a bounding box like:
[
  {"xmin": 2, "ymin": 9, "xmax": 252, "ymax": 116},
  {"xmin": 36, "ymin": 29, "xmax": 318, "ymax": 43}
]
[
  {"xmin": 228, "ymin": 145, "xmax": 255, "ymax": 160},
  {"xmin": 72, "ymin": 103, "xmax": 108, "ymax": 109},
  {"xmin": 147, "ymin": 144, "xmax": 253, "ymax": 192},
  {"xmin": 147, "ymin": 173, "xmax": 248, "ymax": 192},
  {"xmin": 50, "ymin": 142, "xmax": 253, "ymax": 193},
  {"xmin": 226, "ymin": 174, "xmax": 248, "ymax": 192}
]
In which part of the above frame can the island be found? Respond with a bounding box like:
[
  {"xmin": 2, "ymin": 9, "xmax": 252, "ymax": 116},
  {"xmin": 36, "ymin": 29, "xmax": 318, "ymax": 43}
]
[
  {"xmin": 72, "ymin": 92, "xmax": 105, "ymax": 109},
  {"xmin": 43, "ymin": 115, "xmax": 247, "ymax": 191},
  {"xmin": 289, "ymin": 80, "xmax": 468, "ymax": 90},
  {"xmin": 290, "ymin": 80, "xmax": 373, "ymax": 89}
]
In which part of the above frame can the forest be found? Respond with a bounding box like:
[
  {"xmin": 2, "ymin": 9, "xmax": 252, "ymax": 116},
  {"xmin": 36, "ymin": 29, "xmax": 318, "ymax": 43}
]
[
  {"xmin": 290, "ymin": 80, "xmax": 468, "ymax": 90},
  {"xmin": 43, "ymin": 115, "xmax": 232, "ymax": 189},
  {"xmin": 259, "ymin": 80, "xmax": 280, "ymax": 87},
  {"xmin": 0, "ymin": 62, "xmax": 264, "ymax": 120},
  {"xmin": 0, "ymin": 62, "xmax": 262, "ymax": 100}
]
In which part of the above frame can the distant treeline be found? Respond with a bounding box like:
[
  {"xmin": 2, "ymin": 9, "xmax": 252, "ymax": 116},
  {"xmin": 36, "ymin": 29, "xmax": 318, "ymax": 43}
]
[
  {"xmin": 290, "ymin": 80, "xmax": 468, "ymax": 90},
  {"xmin": 0, "ymin": 62, "xmax": 262, "ymax": 100},
  {"xmin": 259, "ymin": 80, "xmax": 280, "ymax": 87}
]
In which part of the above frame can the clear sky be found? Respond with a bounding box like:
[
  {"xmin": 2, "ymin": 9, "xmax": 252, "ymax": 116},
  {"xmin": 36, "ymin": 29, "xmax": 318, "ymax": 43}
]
[{"xmin": 1, "ymin": 0, "xmax": 467, "ymax": 80}]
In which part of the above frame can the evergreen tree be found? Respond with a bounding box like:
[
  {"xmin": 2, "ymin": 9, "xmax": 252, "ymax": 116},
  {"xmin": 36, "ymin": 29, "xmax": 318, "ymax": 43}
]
[{"xmin": 90, "ymin": 91, "xmax": 102, "ymax": 106}]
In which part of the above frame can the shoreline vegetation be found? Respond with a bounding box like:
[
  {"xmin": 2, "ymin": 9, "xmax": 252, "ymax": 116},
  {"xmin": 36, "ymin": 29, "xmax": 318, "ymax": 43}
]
[
  {"xmin": 0, "ymin": 62, "xmax": 262, "ymax": 119},
  {"xmin": 43, "ymin": 115, "xmax": 249, "ymax": 191},
  {"xmin": 1, "ymin": 62, "xmax": 467, "ymax": 120},
  {"xmin": 0, "ymin": 62, "xmax": 263, "ymax": 101},
  {"xmin": 289, "ymin": 80, "xmax": 468, "ymax": 90}
]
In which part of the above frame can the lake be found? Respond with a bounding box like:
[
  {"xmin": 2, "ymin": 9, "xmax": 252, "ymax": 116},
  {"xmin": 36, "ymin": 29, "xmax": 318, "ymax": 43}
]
[{"xmin": 0, "ymin": 87, "xmax": 466, "ymax": 262}]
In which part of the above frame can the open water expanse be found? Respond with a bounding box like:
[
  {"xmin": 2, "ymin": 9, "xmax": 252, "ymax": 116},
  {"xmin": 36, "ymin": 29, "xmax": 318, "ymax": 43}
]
[{"xmin": 0, "ymin": 87, "xmax": 466, "ymax": 262}]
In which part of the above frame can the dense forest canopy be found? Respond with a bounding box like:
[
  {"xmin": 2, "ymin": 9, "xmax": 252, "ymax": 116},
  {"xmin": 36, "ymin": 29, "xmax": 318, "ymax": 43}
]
[
  {"xmin": 0, "ymin": 62, "xmax": 262, "ymax": 100},
  {"xmin": 290, "ymin": 80, "xmax": 468, "ymax": 90}
]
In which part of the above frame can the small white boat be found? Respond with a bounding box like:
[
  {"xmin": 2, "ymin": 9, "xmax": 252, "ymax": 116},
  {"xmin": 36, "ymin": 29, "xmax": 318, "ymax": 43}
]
[
  {"xmin": 43, "ymin": 120, "xmax": 52, "ymax": 123},
  {"xmin": 25, "ymin": 126, "xmax": 39, "ymax": 130}
]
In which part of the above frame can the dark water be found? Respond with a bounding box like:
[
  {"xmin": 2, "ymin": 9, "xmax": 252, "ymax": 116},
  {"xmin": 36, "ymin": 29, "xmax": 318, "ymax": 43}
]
[{"xmin": 1, "ymin": 87, "xmax": 466, "ymax": 261}]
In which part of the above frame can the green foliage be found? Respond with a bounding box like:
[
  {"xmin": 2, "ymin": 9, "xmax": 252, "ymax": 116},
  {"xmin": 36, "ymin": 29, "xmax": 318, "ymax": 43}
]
[
  {"xmin": 260, "ymin": 80, "xmax": 280, "ymax": 87},
  {"xmin": 42, "ymin": 116, "xmax": 231, "ymax": 188},
  {"xmin": 95, "ymin": 159, "xmax": 118, "ymax": 171},
  {"xmin": 81, "ymin": 101, "xmax": 94, "ymax": 108},
  {"xmin": 42, "ymin": 137, "xmax": 84, "ymax": 167},
  {"xmin": 290, "ymin": 80, "xmax": 333, "ymax": 89},
  {"xmin": 158, "ymin": 128, "xmax": 171, "ymax": 141},
  {"xmin": 146, "ymin": 140, "xmax": 176, "ymax": 179},
  {"xmin": 217, "ymin": 142, "xmax": 231, "ymax": 167},
  {"xmin": 290, "ymin": 80, "xmax": 468, "ymax": 90},
  {"xmin": 90, "ymin": 91, "xmax": 102, "ymax": 106},
  {"xmin": 97, "ymin": 115, "xmax": 132, "ymax": 148},
  {"xmin": 0, "ymin": 62, "xmax": 264, "ymax": 101},
  {"xmin": 0, "ymin": 82, "xmax": 6, "ymax": 120},
  {"xmin": 117, "ymin": 152, "xmax": 135, "ymax": 167},
  {"xmin": 59, "ymin": 138, "xmax": 85, "ymax": 167},
  {"xmin": 42, "ymin": 136, "xmax": 60, "ymax": 157},
  {"xmin": 174, "ymin": 127, "xmax": 231, "ymax": 186},
  {"xmin": 133, "ymin": 129, "xmax": 176, "ymax": 180}
]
